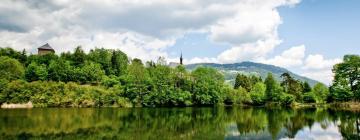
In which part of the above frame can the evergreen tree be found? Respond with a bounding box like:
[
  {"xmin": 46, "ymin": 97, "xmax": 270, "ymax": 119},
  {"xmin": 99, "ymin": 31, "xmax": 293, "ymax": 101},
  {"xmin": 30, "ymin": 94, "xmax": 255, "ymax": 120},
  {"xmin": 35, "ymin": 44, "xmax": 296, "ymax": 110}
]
[
  {"xmin": 234, "ymin": 74, "xmax": 251, "ymax": 91},
  {"xmin": 302, "ymin": 81, "xmax": 312, "ymax": 93},
  {"xmin": 111, "ymin": 50, "xmax": 128, "ymax": 76},
  {"xmin": 265, "ymin": 73, "xmax": 276, "ymax": 101},
  {"xmin": 281, "ymin": 72, "xmax": 303, "ymax": 101},
  {"xmin": 72, "ymin": 46, "xmax": 86, "ymax": 66}
]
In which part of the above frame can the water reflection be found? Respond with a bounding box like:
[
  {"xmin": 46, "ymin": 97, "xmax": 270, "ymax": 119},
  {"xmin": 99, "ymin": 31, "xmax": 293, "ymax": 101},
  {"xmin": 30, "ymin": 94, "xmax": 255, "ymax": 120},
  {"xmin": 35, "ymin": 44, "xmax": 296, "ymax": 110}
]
[{"xmin": 0, "ymin": 107, "xmax": 359, "ymax": 140}]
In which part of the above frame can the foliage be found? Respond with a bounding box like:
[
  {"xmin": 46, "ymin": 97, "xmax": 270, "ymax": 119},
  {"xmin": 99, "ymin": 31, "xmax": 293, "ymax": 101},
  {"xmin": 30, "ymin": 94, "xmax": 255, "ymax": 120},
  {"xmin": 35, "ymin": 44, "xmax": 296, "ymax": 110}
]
[
  {"xmin": 0, "ymin": 47, "xmax": 356, "ymax": 107},
  {"xmin": 302, "ymin": 92, "xmax": 316, "ymax": 103},
  {"xmin": 0, "ymin": 56, "xmax": 25, "ymax": 80},
  {"xmin": 312, "ymin": 83, "xmax": 329, "ymax": 103},
  {"xmin": 101, "ymin": 75, "xmax": 120, "ymax": 88},
  {"xmin": 25, "ymin": 62, "xmax": 48, "ymax": 81},
  {"xmin": 265, "ymin": 73, "xmax": 276, "ymax": 101},
  {"xmin": 331, "ymin": 55, "xmax": 359, "ymax": 101},
  {"xmin": 0, "ymin": 47, "xmax": 27, "ymax": 63},
  {"xmin": 249, "ymin": 82, "xmax": 266, "ymax": 105},
  {"xmin": 279, "ymin": 93, "xmax": 295, "ymax": 105},
  {"xmin": 191, "ymin": 67, "xmax": 224, "ymax": 105},
  {"xmin": 302, "ymin": 81, "xmax": 312, "ymax": 93},
  {"xmin": 234, "ymin": 74, "xmax": 251, "ymax": 91},
  {"xmin": 80, "ymin": 61, "xmax": 105, "ymax": 84},
  {"xmin": 281, "ymin": 72, "xmax": 303, "ymax": 101},
  {"xmin": 0, "ymin": 80, "xmax": 131, "ymax": 107}
]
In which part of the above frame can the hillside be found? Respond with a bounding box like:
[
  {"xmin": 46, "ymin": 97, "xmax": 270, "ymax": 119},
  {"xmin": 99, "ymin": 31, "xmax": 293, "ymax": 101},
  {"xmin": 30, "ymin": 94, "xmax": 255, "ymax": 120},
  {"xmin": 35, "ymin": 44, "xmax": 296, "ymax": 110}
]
[{"xmin": 185, "ymin": 61, "xmax": 319, "ymax": 86}]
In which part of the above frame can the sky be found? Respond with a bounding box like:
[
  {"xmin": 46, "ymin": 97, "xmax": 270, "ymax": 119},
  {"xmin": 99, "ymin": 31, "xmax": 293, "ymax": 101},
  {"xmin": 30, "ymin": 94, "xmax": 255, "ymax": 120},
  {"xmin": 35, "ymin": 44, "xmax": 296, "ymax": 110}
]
[{"xmin": 0, "ymin": 0, "xmax": 359, "ymax": 84}]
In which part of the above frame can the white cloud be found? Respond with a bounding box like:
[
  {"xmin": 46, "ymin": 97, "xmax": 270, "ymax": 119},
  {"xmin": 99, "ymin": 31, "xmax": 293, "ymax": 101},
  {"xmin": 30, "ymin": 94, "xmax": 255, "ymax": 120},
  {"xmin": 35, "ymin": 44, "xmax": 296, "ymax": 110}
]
[
  {"xmin": 300, "ymin": 54, "xmax": 342, "ymax": 84},
  {"xmin": 0, "ymin": 0, "xmax": 301, "ymax": 63},
  {"xmin": 3, "ymin": 0, "xmax": 342, "ymax": 85},
  {"xmin": 301, "ymin": 71, "xmax": 335, "ymax": 85},
  {"xmin": 261, "ymin": 45, "xmax": 305, "ymax": 67},
  {"xmin": 186, "ymin": 57, "xmax": 219, "ymax": 64},
  {"xmin": 217, "ymin": 38, "xmax": 282, "ymax": 63},
  {"xmin": 303, "ymin": 54, "xmax": 342, "ymax": 70}
]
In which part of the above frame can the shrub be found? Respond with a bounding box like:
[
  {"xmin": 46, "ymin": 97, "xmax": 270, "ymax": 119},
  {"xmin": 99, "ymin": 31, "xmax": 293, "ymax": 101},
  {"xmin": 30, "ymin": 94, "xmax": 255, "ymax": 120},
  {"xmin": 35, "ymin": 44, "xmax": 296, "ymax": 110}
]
[
  {"xmin": 280, "ymin": 93, "xmax": 295, "ymax": 105},
  {"xmin": 250, "ymin": 93, "xmax": 266, "ymax": 105},
  {"xmin": 0, "ymin": 56, "xmax": 25, "ymax": 80},
  {"xmin": 249, "ymin": 82, "xmax": 266, "ymax": 105},
  {"xmin": 302, "ymin": 92, "xmax": 316, "ymax": 103},
  {"xmin": 101, "ymin": 76, "xmax": 120, "ymax": 88}
]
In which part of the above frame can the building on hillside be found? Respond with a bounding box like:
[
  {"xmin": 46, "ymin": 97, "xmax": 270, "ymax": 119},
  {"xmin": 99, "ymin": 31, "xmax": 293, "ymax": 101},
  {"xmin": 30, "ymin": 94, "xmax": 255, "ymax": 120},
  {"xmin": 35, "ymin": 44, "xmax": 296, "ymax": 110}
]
[
  {"xmin": 38, "ymin": 43, "xmax": 55, "ymax": 55},
  {"xmin": 168, "ymin": 53, "xmax": 183, "ymax": 68}
]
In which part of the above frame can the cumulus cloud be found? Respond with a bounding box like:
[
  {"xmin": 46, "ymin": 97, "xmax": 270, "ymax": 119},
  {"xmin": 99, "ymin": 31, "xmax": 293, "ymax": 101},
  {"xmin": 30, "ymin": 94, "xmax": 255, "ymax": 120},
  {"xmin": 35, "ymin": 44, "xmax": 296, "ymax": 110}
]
[
  {"xmin": 1, "ymin": 0, "xmax": 342, "ymax": 84},
  {"xmin": 217, "ymin": 38, "xmax": 281, "ymax": 63},
  {"xmin": 300, "ymin": 54, "xmax": 342, "ymax": 84},
  {"xmin": 303, "ymin": 54, "xmax": 342, "ymax": 70},
  {"xmin": 261, "ymin": 45, "xmax": 305, "ymax": 67},
  {"xmin": 0, "ymin": 0, "xmax": 301, "ymax": 63},
  {"xmin": 185, "ymin": 57, "xmax": 219, "ymax": 64}
]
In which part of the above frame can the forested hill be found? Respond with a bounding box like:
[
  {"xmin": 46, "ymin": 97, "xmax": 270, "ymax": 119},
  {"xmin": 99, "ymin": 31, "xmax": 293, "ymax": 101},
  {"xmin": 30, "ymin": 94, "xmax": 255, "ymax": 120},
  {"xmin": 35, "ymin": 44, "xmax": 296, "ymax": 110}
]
[{"xmin": 185, "ymin": 61, "xmax": 319, "ymax": 86}]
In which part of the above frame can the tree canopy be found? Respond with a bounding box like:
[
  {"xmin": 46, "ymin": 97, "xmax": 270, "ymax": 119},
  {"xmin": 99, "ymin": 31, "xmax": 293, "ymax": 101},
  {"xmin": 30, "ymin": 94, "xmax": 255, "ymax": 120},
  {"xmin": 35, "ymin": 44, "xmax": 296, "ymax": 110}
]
[{"xmin": 0, "ymin": 47, "xmax": 358, "ymax": 107}]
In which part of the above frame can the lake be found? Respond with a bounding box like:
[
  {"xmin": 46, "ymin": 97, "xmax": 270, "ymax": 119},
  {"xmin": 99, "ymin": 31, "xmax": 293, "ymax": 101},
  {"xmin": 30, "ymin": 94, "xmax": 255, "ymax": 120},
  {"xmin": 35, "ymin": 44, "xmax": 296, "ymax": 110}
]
[{"xmin": 0, "ymin": 107, "xmax": 359, "ymax": 140}]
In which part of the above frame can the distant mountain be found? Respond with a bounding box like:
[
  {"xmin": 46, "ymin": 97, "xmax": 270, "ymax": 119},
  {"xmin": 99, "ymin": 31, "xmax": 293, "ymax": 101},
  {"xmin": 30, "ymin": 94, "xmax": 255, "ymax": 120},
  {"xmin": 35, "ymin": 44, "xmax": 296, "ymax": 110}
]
[{"xmin": 185, "ymin": 61, "xmax": 319, "ymax": 86}]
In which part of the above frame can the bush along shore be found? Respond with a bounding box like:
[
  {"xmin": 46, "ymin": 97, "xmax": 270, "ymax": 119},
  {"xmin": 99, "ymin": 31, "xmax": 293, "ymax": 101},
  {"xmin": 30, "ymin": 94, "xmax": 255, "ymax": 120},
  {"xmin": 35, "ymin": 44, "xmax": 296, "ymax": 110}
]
[{"xmin": 0, "ymin": 47, "xmax": 358, "ymax": 108}]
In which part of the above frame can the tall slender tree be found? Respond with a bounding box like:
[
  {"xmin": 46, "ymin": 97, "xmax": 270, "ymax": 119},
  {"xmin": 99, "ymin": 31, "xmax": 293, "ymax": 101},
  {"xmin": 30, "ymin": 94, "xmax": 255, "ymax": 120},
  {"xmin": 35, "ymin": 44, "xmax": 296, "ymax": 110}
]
[{"xmin": 265, "ymin": 73, "xmax": 276, "ymax": 100}]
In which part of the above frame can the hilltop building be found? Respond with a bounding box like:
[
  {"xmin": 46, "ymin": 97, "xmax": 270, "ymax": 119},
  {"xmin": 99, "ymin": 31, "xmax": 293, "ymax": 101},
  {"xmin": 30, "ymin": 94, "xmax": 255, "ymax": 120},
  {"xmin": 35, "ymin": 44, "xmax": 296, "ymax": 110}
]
[{"xmin": 38, "ymin": 43, "xmax": 55, "ymax": 55}]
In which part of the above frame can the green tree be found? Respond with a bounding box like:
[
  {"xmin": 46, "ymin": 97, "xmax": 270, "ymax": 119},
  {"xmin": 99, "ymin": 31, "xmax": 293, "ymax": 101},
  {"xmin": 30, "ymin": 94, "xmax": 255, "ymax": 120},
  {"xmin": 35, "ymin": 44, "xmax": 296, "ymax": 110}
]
[
  {"xmin": 281, "ymin": 73, "xmax": 303, "ymax": 101},
  {"xmin": 0, "ymin": 56, "xmax": 25, "ymax": 80},
  {"xmin": 234, "ymin": 74, "xmax": 251, "ymax": 91},
  {"xmin": 331, "ymin": 55, "xmax": 359, "ymax": 100},
  {"xmin": 88, "ymin": 48, "xmax": 112, "ymax": 75},
  {"xmin": 312, "ymin": 83, "xmax": 329, "ymax": 103},
  {"xmin": 302, "ymin": 81, "xmax": 312, "ymax": 93},
  {"xmin": 47, "ymin": 59, "xmax": 74, "ymax": 82},
  {"xmin": 25, "ymin": 62, "xmax": 48, "ymax": 81},
  {"xmin": 111, "ymin": 50, "xmax": 128, "ymax": 76},
  {"xmin": 26, "ymin": 53, "xmax": 58, "ymax": 66},
  {"xmin": 250, "ymin": 75, "xmax": 262, "ymax": 86},
  {"xmin": 125, "ymin": 58, "xmax": 151, "ymax": 105},
  {"xmin": 81, "ymin": 61, "xmax": 105, "ymax": 84},
  {"xmin": 191, "ymin": 67, "xmax": 225, "ymax": 105},
  {"xmin": 72, "ymin": 46, "xmax": 86, "ymax": 66},
  {"xmin": 264, "ymin": 73, "xmax": 276, "ymax": 101},
  {"xmin": 249, "ymin": 82, "xmax": 266, "ymax": 105},
  {"xmin": 0, "ymin": 47, "xmax": 27, "ymax": 63}
]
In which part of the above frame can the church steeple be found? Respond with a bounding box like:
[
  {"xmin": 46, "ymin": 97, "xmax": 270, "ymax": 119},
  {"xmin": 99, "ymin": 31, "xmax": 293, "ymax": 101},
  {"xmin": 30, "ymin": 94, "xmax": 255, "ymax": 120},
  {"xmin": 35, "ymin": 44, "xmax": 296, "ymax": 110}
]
[{"xmin": 180, "ymin": 52, "xmax": 183, "ymax": 65}]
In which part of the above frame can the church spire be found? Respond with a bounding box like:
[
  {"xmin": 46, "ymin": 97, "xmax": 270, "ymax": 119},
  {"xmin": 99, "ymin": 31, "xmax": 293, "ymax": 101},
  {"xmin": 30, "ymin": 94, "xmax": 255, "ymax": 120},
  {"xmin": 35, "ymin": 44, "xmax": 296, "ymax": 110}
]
[{"xmin": 180, "ymin": 52, "xmax": 183, "ymax": 65}]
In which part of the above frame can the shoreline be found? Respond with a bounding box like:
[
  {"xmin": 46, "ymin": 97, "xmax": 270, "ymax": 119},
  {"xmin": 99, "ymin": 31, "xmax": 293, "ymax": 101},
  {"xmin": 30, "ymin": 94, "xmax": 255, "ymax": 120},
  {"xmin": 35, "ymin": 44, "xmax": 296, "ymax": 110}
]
[{"xmin": 2, "ymin": 102, "xmax": 360, "ymax": 111}]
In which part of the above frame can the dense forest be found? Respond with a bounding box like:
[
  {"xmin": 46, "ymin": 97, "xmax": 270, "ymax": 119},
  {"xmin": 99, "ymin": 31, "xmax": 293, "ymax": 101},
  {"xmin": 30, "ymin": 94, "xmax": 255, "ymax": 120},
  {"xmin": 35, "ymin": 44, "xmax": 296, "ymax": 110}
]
[{"xmin": 0, "ymin": 47, "xmax": 358, "ymax": 107}]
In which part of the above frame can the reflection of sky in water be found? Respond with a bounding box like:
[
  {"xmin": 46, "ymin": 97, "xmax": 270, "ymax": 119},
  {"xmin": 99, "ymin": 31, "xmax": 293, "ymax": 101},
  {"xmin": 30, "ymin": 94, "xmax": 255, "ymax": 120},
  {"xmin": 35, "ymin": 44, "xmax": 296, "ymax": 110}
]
[
  {"xmin": 282, "ymin": 123, "xmax": 342, "ymax": 140},
  {"xmin": 225, "ymin": 122, "xmax": 343, "ymax": 140}
]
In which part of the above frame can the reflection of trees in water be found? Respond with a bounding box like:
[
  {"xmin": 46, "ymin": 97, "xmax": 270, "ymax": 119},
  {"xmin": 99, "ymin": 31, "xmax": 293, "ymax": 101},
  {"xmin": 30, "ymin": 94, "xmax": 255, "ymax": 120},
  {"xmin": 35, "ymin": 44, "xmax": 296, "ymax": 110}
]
[
  {"xmin": 0, "ymin": 107, "xmax": 360, "ymax": 139},
  {"xmin": 284, "ymin": 108, "xmax": 316, "ymax": 138},
  {"xmin": 234, "ymin": 107, "xmax": 360, "ymax": 140},
  {"xmin": 329, "ymin": 109, "xmax": 360, "ymax": 139}
]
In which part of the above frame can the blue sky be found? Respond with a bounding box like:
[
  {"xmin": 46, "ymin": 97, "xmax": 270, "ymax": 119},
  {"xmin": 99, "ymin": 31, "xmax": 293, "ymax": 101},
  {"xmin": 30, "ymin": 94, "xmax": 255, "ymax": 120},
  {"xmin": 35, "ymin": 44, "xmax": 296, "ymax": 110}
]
[
  {"xmin": 0, "ymin": 0, "xmax": 358, "ymax": 84},
  {"xmin": 168, "ymin": 0, "xmax": 360, "ymax": 59},
  {"xmin": 277, "ymin": 0, "xmax": 360, "ymax": 58}
]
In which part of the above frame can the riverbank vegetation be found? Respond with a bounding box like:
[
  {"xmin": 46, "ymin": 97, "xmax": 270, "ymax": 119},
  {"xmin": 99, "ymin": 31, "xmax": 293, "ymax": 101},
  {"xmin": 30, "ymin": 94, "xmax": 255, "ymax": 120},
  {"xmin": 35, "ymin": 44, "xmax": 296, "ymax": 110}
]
[{"xmin": 0, "ymin": 47, "xmax": 358, "ymax": 107}]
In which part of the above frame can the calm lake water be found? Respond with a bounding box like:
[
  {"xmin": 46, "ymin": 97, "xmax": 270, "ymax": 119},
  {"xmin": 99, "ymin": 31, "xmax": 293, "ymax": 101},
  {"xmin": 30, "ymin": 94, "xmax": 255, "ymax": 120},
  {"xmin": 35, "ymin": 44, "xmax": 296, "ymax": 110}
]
[{"xmin": 0, "ymin": 107, "xmax": 359, "ymax": 140}]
